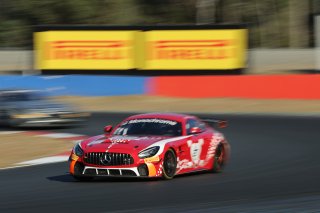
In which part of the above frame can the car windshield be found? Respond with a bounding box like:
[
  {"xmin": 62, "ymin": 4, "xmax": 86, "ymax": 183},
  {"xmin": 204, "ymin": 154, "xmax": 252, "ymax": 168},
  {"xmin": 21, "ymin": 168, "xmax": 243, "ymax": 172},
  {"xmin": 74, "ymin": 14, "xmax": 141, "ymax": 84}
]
[
  {"xmin": 1, "ymin": 92, "xmax": 45, "ymax": 102},
  {"xmin": 113, "ymin": 118, "xmax": 182, "ymax": 136}
]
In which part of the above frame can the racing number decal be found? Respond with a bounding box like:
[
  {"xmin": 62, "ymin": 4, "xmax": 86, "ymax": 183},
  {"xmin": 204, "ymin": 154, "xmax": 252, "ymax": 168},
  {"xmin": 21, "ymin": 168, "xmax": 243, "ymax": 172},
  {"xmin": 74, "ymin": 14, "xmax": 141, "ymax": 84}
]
[
  {"xmin": 177, "ymin": 138, "xmax": 204, "ymax": 172},
  {"xmin": 187, "ymin": 139, "xmax": 204, "ymax": 167}
]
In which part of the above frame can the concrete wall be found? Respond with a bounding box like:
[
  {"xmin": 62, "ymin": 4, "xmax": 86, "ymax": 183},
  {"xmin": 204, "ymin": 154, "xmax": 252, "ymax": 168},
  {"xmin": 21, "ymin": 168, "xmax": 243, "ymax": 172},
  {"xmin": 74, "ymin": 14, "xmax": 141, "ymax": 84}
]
[
  {"xmin": 0, "ymin": 49, "xmax": 316, "ymax": 74},
  {"xmin": 0, "ymin": 50, "xmax": 34, "ymax": 74},
  {"xmin": 248, "ymin": 49, "xmax": 315, "ymax": 74}
]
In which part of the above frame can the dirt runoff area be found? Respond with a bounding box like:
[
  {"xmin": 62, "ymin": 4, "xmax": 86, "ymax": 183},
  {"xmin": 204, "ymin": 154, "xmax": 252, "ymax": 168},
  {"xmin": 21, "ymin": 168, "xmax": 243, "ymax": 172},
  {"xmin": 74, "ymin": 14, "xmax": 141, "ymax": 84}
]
[
  {"xmin": 0, "ymin": 133, "xmax": 74, "ymax": 168},
  {"xmin": 55, "ymin": 95, "xmax": 320, "ymax": 115}
]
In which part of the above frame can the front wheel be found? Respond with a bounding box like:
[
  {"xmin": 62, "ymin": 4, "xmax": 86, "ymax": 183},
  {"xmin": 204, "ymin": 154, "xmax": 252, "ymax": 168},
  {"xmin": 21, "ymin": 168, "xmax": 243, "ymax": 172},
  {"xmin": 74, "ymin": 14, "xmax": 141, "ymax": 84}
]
[
  {"xmin": 212, "ymin": 144, "xmax": 225, "ymax": 173},
  {"xmin": 72, "ymin": 162, "xmax": 94, "ymax": 181},
  {"xmin": 162, "ymin": 149, "xmax": 177, "ymax": 180}
]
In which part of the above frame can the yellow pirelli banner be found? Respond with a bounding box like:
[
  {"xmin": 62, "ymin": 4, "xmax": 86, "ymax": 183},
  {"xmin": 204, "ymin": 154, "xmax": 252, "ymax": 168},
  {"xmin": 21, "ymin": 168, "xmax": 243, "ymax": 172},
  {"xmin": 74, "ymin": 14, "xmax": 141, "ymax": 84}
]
[
  {"xmin": 142, "ymin": 29, "xmax": 247, "ymax": 70},
  {"xmin": 34, "ymin": 26, "xmax": 247, "ymax": 71},
  {"xmin": 35, "ymin": 30, "xmax": 137, "ymax": 70}
]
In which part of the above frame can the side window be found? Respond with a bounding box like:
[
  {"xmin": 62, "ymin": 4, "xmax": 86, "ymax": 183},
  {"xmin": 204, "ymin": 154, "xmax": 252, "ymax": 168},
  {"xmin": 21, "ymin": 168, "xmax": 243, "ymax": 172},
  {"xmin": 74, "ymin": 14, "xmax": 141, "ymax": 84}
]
[
  {"xmin": 186, "ymin": 119, "xmax": 206, "ymax": 135},
  {"xmin": 198, "ymin": 121, "xmax": 206, "ymax": 130}
]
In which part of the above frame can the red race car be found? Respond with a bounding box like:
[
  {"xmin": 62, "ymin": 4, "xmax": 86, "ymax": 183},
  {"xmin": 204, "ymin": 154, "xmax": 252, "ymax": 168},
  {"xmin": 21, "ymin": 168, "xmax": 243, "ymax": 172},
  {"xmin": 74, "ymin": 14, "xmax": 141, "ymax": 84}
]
[{"xmin": 69, "ymin": 113, "xmax": 230, "ymax": 181}]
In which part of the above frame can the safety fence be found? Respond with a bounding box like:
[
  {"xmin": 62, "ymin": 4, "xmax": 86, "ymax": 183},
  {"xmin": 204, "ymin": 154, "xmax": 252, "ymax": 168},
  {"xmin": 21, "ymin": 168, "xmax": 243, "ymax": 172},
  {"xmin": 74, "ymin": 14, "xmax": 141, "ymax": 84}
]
[{"xmin": 0, "ymin": 74, "xmax": 319, "ymax": 99}]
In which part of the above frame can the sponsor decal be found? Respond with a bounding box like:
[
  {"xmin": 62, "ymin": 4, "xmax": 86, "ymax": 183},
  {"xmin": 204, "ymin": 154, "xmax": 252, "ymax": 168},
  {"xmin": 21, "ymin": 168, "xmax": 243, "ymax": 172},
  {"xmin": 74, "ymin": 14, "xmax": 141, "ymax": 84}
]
[
  {"xmin": 71, "ymin": 154, "xmax": 79, "ymax": 161},
  {"xmin": 177, "ymin": 158, "xmax": 193, "ymax": 172},
  {"xmin": 45, "ymin": 40, "xmax": 129, "ymax": 60},
  {"xmin": 88, "ymin": 136, "xmax": 138, "ymax": 147},
  {"xmin": 202, "ymin": 133, "xmax": 224, "ymax": 166},
  {"xmin": 144, "ymin": 156, "xmax": 160, "ymax": 163},
  {"xmin": 109, "ymin": 136, "xmax": 130, "ymax": 144},
  {"xmin": 187, "ymin": 139, "xmax": 204, "ymax": 167},
  {"xmin": 35, "ymin": 29, "xmax": 247, "ymax": 70},
  {"xmin": 148, "ymin": 40, "xmax": 236, "ymax": 60},
  {"xmin": 176, "ymin": 134, "xmax": 224, "ymax": 172},
  {"xmin": 143, "ymin": 29, "xmax": 247, "ymax": 70},
  {"xmin": 104, "ymin": 136, "xmax": 138, "ymax": 152},
  {"xmin": 34, "ymin": 31, "xmax": 136, "ymax": 70}
]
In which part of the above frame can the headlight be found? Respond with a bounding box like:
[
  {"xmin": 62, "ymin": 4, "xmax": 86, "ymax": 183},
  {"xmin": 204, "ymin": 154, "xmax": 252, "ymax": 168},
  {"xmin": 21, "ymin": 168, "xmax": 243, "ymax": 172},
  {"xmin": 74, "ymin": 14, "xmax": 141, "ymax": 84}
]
[
  {"xmin": 73, "ymin": 143, "xmax": 84, "ymax": 157},
  {"xmin": 138, "ymin": 146, "xmax": 160, "ymax": 159}
]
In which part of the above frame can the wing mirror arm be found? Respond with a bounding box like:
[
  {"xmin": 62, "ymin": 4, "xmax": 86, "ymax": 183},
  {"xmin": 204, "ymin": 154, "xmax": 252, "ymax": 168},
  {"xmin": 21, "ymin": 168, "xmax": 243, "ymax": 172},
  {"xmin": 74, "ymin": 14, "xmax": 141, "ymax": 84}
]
[
  {"xmin": 189, "ymin": 127, "xmax": 202, "ymax": 135},
  {"xmin": 104, "ymin": 125, "xmax": 113, "ymax": 136}
]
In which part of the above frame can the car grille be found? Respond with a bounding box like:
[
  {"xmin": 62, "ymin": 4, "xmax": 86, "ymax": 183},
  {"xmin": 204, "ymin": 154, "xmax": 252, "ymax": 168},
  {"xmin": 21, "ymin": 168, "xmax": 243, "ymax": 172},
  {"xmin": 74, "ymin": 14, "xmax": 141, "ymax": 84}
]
[{"xmin": 84, "ymin": 152, "xmax": 134, "ymax": 166}]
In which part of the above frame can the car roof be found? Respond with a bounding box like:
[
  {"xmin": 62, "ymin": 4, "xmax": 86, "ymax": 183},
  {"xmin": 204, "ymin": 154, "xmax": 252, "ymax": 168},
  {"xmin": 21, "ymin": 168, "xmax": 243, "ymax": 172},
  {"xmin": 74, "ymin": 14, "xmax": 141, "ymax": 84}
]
[
  {"xmin": 0, "ymin": 89, "xmax": 40, "ymax": 95},
  {"xmin": 126, "ymin": 113, "xmax": 195, "ymax": 122}
]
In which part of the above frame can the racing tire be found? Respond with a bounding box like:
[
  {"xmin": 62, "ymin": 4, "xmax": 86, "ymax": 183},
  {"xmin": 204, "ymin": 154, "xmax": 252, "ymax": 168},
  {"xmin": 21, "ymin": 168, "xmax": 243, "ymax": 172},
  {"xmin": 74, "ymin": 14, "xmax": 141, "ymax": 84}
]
[
  {"xmin": 212, "ymin": 144, "xmax": 225, "ymax": 173},
  {"xmin": 72, "ymin": 162, "xmax": 93, "ymax": 181},
  {"xmin": 162, "ymin": 149, "xmax": 177, "ymax": 180}
]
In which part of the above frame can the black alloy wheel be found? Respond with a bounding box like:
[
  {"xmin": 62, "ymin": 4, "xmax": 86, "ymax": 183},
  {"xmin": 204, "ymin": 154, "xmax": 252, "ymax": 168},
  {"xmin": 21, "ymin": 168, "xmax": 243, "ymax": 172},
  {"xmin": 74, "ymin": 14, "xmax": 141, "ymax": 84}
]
[
  {"xmin": 212, "ymin": 144, "xmax": 225, "ymax": 173},
  {"xmin": 72, "ymin": 162, "xmax": 93, "ymax": 181},
  {"xmin": 162, "ymin": 149, "xmax": 177, "ymax": 180}
]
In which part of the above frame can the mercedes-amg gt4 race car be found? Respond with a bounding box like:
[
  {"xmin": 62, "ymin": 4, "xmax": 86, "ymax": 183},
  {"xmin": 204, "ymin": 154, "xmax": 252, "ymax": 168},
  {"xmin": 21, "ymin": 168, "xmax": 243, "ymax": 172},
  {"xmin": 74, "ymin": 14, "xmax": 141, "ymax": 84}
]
[{"xmin": 69, "ymin": 113, "xmax": 230, "ymax": 180}]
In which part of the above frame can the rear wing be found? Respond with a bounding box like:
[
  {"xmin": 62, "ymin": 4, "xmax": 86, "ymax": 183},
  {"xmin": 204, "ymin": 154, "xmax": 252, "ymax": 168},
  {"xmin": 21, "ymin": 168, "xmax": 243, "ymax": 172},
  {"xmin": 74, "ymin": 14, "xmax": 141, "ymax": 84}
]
[{"xmin": 201, "ymin": 118, "xmax": 228, "ymax": 128}]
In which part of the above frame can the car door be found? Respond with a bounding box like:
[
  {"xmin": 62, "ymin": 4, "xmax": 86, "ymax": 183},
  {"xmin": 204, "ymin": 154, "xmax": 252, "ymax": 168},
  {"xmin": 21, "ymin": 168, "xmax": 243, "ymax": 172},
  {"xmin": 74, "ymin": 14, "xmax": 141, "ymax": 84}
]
[
  {"xmin": 184, "ymin": 118, "xmax": 211, "ymax": 169},
  {"xmin": 0, "ymin": 94, "xmax": 9, "ymax": 124}
]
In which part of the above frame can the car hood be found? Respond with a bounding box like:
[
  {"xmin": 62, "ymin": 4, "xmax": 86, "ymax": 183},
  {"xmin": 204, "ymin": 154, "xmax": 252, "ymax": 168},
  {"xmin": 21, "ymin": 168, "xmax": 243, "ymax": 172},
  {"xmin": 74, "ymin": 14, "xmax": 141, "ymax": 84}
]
[{"xmin": 81, "ymin": 135, "xmax": 172, "ymax": 153}]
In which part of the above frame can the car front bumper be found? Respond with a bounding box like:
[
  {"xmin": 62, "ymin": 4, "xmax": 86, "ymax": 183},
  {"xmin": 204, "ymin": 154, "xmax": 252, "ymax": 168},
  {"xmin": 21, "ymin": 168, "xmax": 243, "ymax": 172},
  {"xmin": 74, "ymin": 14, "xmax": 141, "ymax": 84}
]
[{"xmin": 69, "ymin": 155, "xmax": 164, "ymax": 178}]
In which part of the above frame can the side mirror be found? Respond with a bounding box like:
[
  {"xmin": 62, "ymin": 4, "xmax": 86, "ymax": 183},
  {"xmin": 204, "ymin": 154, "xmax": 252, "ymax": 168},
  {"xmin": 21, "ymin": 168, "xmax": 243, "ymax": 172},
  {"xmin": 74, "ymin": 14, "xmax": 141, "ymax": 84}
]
[
  {"xmin": 190, "ymin": 127, "xmax": 202, "ymax": 134},
  {"xmin": 217, "ymin": 120, "xmax": 227, "ymax": 128},
  {"xmin": 104, "ymin": 125, "xmax": 113, "ymax": 135}
]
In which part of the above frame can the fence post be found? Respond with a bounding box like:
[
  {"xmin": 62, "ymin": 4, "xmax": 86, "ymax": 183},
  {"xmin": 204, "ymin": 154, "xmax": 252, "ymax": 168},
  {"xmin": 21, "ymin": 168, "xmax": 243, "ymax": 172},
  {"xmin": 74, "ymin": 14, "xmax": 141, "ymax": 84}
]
[{"xmin": 315, "ymin": 15, "xmax": 320, "ymax": 72}]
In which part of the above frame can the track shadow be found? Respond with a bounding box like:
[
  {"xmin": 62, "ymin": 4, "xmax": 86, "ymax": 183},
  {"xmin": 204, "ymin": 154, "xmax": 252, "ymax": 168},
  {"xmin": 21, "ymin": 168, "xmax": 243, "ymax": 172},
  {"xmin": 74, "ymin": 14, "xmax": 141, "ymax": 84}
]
[
  {"xmin": 47, "ymin": 174, "xmax": 76, "ymax": 183},
  {"xmin": 46, "ymin": 174, "xmax": 161, "ymax": 183},
  {"xmin": 291, "ymin": 69, "xmax": 320, "ymax": 74},
  {"xmin": 47, "ymin": 170, "xmax": 219, "ymax": 183}
]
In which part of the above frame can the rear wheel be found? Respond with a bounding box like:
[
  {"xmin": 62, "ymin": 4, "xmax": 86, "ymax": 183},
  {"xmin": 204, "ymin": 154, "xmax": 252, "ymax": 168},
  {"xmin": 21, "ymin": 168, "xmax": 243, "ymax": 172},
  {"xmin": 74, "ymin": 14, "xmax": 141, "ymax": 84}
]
[
  {"xmin": 162, "ymin": 149, "xmax": 177, "ymax": 180},
  {"xmin": 212, "ymin": 144, "xmax": 225, "ymax": 173}
]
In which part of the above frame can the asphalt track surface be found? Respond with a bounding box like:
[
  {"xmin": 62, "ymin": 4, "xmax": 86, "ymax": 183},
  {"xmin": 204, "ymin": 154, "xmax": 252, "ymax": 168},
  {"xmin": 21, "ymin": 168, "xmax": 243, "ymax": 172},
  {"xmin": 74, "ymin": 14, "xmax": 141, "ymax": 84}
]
[{"xmin": 1, "ymin": 113, "xmax": 320, "ymax": 212}]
